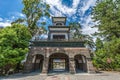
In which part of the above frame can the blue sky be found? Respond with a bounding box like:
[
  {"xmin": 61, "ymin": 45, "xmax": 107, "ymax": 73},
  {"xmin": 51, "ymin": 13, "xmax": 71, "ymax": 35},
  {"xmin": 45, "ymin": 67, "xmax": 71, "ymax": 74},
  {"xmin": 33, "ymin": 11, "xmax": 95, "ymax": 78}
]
[
  {"xmin": 0, "ymin": 0, "xmax": 97, "ymax": 35},
  {"xmin": 0, "ymin": 0, "xmax": 25, "ymax": 27},
  {"xmin": 0, "ymin": 0, "xmax": 22, "ymax": 17}
]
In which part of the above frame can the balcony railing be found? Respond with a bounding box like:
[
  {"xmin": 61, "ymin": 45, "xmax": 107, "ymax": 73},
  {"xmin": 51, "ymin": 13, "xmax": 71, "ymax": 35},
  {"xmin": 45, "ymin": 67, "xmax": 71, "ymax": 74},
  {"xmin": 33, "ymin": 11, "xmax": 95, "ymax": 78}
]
[
  {"xmin": 33, "ymin": 37, "xmax": 85, "ymax": 42},
  {"xmin": 30, "ymin": 39, "xmax": 85, "ymax": 47}
]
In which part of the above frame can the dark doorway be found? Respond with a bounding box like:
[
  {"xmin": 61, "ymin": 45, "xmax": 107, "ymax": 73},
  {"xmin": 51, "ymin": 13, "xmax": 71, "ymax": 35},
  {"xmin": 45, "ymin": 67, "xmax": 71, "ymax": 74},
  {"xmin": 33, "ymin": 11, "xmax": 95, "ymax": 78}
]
[
  {"xmin": 34, "ymin": 54, "xmax": 44, "ymax": 72},
  {"xmin": 74, "ymin": 55, "xmax": 87, "ymax": 73},
  {"xmin": 48, "ymin": 53, "xmax": 69, "ymax": 73}
]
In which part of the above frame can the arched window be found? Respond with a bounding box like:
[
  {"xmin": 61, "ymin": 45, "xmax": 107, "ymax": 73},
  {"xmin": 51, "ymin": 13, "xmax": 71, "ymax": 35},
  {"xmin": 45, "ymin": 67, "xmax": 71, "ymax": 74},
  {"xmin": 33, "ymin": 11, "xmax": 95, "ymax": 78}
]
[{"xmin": 56, "ymin": 22, "xmax": 63, "ymax": 26}]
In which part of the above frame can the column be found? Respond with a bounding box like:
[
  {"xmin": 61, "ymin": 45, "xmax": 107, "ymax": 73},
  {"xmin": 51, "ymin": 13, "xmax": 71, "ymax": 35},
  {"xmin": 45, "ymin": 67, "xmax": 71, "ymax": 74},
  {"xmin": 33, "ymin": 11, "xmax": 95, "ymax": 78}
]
[
  {"xmin": 31, "ymin": 55, "xmax": 36, "ymax": 71},
  {"xmin": 69, "ymin": 58, "xmax": 76, "ymax": 74},
  {"xmin": 86, "ymin": 58, "xmax": 95, "ymax": 73},
  {"xmin": 82, "ymin": 56, "xmax": 87, "ymax": 72},
  {"xmin": 42, "ymin": 48, "xmax": 49, "ymax": 74},
  {"xmin": 32, "ymin": 55, "xmax": 36, "ymax": 63},
  {"xmin": 23, "ymin": 54, "xmax": 34, "ymax": 73},
  {"xmin": 42, "ymin": 57, "xmax": 49, "ymax": 74}
]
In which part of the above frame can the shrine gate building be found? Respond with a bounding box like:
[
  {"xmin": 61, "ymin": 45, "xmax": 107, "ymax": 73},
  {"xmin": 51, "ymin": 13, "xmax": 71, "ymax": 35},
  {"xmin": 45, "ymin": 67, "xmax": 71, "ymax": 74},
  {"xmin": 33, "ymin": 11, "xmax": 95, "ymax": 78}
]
[{"xmin": 23, "ymin": 17, "xmax": 95, "ymax": 74}]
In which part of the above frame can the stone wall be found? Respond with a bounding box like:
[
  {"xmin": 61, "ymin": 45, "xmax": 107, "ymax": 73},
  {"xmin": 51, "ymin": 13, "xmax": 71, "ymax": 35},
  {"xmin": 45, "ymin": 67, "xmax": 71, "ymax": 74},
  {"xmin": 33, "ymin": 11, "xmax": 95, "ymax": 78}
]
[{"xmin": 23, "ymin": 47, "xmax": 95, "ymax": 74}]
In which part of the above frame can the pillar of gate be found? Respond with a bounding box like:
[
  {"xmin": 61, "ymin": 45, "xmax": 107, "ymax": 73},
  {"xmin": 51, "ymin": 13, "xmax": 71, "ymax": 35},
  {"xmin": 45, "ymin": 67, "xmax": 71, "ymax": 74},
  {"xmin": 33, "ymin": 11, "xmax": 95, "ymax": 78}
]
[
  {"xmin": 23, "ymin": 53, "xmax": 35, "ymax": 73},
  {"xmin": 42, "ymin": 48, "xmax": 49, "ymax": 74},
  {"xmin": 86, "ymin": 58, "xmax": 95, "ymax": 73},
  {"xmin": 42, "ymin": 57, "xmax": 49, "ymax": 74},
  {"xmin": 69, "ymin": 58, "xmax": 76, "ymax": 74}
]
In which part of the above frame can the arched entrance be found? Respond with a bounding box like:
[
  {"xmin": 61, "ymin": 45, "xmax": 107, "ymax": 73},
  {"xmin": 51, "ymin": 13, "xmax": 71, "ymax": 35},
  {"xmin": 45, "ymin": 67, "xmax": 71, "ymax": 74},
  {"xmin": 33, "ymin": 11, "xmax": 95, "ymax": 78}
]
[
  {"xmin": 74, "ymin": 54, "xmax": 87, "ymax": 73},
  {"xmin": 48, "ymin": 53, "xmax": 69, "ymax": 73},
  {"xmin": 33, "ymin": 54, "xmax": 44, "ymax": 72}
]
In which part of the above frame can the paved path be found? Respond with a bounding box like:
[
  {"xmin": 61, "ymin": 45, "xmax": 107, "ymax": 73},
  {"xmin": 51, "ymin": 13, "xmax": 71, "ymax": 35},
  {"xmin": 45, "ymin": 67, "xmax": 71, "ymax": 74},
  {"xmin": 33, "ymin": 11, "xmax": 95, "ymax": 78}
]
[
  {"xmin": 45, "ymin": 75, "xmax": 70, "ymax": 80},
  {"xmin": 0, "ymin": 71, "xmax": 120, "ymax": 80}
]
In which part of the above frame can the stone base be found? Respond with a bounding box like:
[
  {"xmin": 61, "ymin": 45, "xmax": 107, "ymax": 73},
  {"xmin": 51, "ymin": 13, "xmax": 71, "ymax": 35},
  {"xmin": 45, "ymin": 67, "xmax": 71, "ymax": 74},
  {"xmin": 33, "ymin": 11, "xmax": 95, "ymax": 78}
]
[{"xmin": 23, "ymin": 47, "xmax": 95, "ymax": 74}]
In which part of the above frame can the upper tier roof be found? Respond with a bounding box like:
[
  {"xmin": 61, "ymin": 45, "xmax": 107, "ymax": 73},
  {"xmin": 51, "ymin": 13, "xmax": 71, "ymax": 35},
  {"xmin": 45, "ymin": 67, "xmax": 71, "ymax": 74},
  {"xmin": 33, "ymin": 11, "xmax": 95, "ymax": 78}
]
[{"xmin": 52, "ymin": 17, "xmax": 66, "ymax": 23}]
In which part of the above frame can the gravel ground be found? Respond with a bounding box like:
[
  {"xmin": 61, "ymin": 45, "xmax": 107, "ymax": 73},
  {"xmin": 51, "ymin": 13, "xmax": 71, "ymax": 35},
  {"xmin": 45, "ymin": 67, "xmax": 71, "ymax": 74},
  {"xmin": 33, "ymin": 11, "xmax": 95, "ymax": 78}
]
[{"xmin": 0, "ymin": 71, "xmax": 120, "ymax": 80}]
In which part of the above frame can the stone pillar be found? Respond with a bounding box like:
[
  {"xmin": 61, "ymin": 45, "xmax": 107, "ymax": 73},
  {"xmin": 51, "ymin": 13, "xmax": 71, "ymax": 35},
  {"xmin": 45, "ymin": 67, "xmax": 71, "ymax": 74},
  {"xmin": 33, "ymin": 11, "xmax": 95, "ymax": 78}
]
[
  {"xmin": 42, "ymin": 48, "xmax": 49, "ymax": 74},
  {"xmin": 86, "ymin": 58, "xmax": 95, "ymax": 73},
  {"xmin": 82, "ymin": 56, "xmax": 87, "ymax": 72},
  {"xmin": 32, "ymin": 55, "xmax": 36, "ymax": 71},
  {"xmin": 69, "ymin": 58, "xmax": 76, "ymax": 74},
  {"xmin": 32, "ymin": 55, "xmax": 36, "ymax": 63},
  {"xmin": 42, "ymin": 57, "xmax": 49, "ymax": 74}
]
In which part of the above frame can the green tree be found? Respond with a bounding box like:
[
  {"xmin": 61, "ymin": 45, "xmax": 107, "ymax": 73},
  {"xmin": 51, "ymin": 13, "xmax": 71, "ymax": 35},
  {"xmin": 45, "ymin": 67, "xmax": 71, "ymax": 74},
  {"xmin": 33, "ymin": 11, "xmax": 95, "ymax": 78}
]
[
  {"xmin": 0, "ymin": 24, "xmax": 31, "ymax": 75},
  {"xmin": 69, "ymin": 22, "xmax": 95, "ymax": 48},
  {"xmin": 12, "ymin": 0, "xmax": 50, "ymax": 36},
  {"xmin": 69, "ymin": 22, "xmax": 82, "ymax": 39},
  {"xmin": 92, "ymin": 0, "xmax": 120, "ymax": 71},
  {"xmin": 95, "ymin": 37, "xmax": 103, "ymax": 51},
  {"xmin": 92, "ymin": 0, "xmax": 120, "ymax": 40},
  {"xmin": 93, "ymin": 38, "xmax": 120, "ymax": 70}
]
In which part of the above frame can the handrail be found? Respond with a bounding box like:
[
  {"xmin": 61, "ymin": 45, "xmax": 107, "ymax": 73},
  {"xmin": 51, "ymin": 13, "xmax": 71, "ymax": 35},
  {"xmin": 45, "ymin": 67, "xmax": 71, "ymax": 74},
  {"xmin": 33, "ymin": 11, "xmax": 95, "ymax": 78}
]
[{"xmin": 31, "ymin": 39, "xmax": 85, "ymax": 42}]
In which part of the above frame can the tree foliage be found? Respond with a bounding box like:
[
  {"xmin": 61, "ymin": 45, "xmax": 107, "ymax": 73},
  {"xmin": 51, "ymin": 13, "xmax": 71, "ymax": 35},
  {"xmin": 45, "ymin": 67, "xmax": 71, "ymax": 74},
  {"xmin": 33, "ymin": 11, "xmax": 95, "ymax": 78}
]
[
  {"xmin": 95, "ymin": 37, "xmax": 103, "ymax": 51},
  {"xmin": 0, "ymin": 0, "xmax": 50, "ymax": 75},
  {"xmin": 92, "ymin": 0, "xmax": 120, "ymax": 40},
  {"xmin": 92, "ymin": 0, "xmax": 120, "ymax": 71},
  {"xmin": 93, "ymin": 38, "xmax": 120, "ymax": 70},
  {"xmin": 13, "ymin": 0, "xmax": 50, "ymax": 36},
  {"xmin": 0, "ymin": 24, "xmax": 31, "ymax": 75},
  {"xmin": 69, "ymin": 22, "xmax": 95, "ymax": 48},
  {"xmin": 69, "ymin": 22, "xmax": 82, "ymax": 39}
]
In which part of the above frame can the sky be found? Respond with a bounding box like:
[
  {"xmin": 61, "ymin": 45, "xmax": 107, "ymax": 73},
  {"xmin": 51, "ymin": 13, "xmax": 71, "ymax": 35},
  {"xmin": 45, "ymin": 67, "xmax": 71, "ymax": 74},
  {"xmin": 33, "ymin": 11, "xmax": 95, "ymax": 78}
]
[
  {"xmin": 0, "ymin": 0, "xmax": 97, "ymax": 35},
  {"xmin": 0, "ymin": 0, "xmax": 24, "ymax": 27}
]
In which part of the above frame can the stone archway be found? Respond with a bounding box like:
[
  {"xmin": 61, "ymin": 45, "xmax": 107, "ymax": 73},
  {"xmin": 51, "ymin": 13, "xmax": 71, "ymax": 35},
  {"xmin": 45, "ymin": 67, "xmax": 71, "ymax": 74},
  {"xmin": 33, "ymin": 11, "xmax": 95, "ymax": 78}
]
[
  {"xmin": 74, "ymin": 54, "xmax": 87, "ymax": 73},
  {"xmin": 48, "ymin": 53, "xmax": 69, "ymax": 73},
  {"xmin": 33, "ymin": 54, "xmax": 44, "ymax": 72}
]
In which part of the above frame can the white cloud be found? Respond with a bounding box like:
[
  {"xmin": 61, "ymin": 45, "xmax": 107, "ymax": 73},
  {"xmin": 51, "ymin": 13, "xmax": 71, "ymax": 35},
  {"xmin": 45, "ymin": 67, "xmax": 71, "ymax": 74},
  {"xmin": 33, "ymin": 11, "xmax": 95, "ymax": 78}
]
[
  {"xmin": 0, "ymin": 22, "xmax": 11, "ymax": 27},
  {"xmin": 17, "ymin": 12, "xmax": 25, "ymax": 17},
  {"xmin": 81, "ymin": 15, "xmax": 98, "ymax": 35},
  {"xmin": 9, "ymin": 12, "xmax": 25, "ymax": 18},
  {"xmin": 81, "ymin": 0, "xmax": 96, "ymax": 15},
  {"xmin": 45, "ymin": 0, "xmax": 96, "ymax": 17},
  {"xmin": 11, "ymin": 16, "xmax": 15, "ymax": 20},
  {"xmin": 13, "ymin": 12, "xmax": 25, "ymax": 18},
  {"xmin": 0, "ymin": 12, "xmax": 25, "ymax": 28},
  {"xmin": 0, "ymin": 0, "xmax": 98, "ymax": 38},
  {"xmin": 0, "ymin": 17, "xmax": 3, "ymax": 21},
  {"xmin": 45, "ymin": 0, "xmax": 98, "ymax": 35},
  {"xmin": 45, "ymin": 0, "xmax": 80, "ymax": 16},
  {"xmin": 82, "ymin": 26, "xmax": 98, "ymax": 35}
]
